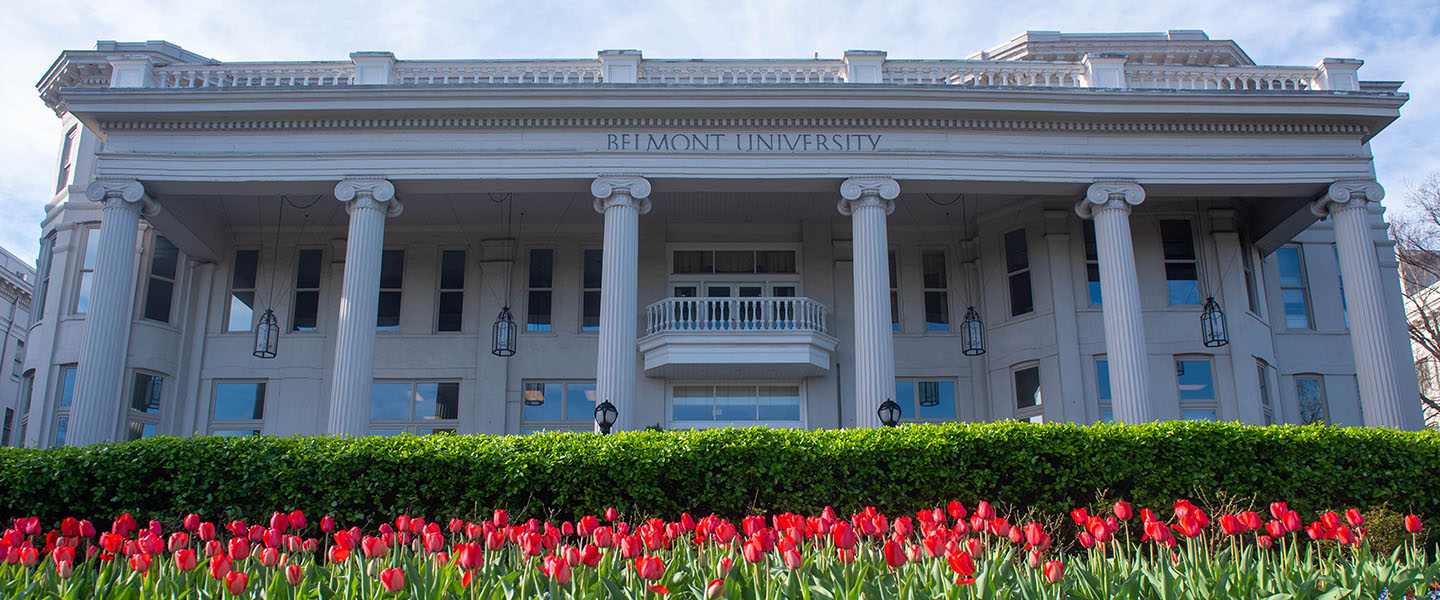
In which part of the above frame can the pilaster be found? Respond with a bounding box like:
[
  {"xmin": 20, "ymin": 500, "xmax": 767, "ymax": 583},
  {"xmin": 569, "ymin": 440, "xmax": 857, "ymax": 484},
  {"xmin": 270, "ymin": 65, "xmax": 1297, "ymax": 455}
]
[{"xmin": 1042, "ymin": 209, "xmax": 1085, "ymax": 422}]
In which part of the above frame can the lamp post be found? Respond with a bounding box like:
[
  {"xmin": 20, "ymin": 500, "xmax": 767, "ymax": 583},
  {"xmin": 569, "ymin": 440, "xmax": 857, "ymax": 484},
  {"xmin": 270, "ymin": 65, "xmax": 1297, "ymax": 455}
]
[
  {"xmin": 877, "ymin": 398, "xmax": 901, "ymax": 427},
  {"xmin": 594, "ymin": 400, "xmax": 618, "ymax": 435}
]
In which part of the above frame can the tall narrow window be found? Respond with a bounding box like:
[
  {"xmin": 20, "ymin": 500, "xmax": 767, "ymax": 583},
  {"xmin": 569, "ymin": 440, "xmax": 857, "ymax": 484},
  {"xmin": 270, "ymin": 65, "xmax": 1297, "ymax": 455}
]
[
  {"xmin": 1241, "ymin": 234, "xmax": 1261, "ymax": 314},
  {"xmin": 526, "ymin": 249, "xmax": 554, "ymax": 331},
  {"xmin": 74, "ymin": 228, "xmax": 100, "ymax": 314},
  {"xmin": 33, "ymin": 233, "xmax": 54, "ymax": 325},
  {"xmin": 1256, "ymin": 360, "xmax": 1274, "ymax": 425},
  {"xmin": 1083, "ymin": 221, "xmax": 1102, "ymax": 305},
  {"xmin": 1275, "ymin": 246, "xmax": 1310, "ymax": 329},
  {"xmin": 127, "ymin": 372, "xmax": 162, "ymax": 441},
  {"xmin": 1096, "ymin": 358, "xmax": 1112, "ymax": 422},
  {"xmin": 894, "ymin": 379, "xmax": 958, "ymax": 423},
  {"xmin": 921, "ymin": 250, "xmax": 949, "ymax": 331},
  {"xmin": 291, "ymin": 249, "xmax": 322, "ymax": 332},
  {"xmin": 1014, "ymin": 364, "xmax": 1042, "ymax": 422},
  {"xmin": 1176, "ymin": 358, "xmax": 1217, "ymax": 421},
  {"xmin": 54, "ymin": 365, "xmax": 77, "ymax": 447},
  {"xmin": 1333, "ymin": 245, "xmax": 1348, "ymax": 328},
  {"xmin": 56, "ymin": 126, "xmax": 77, "ymax": 194},
  {"xmin": 226, "ymin": 249, "xmax": 259, "ymax": 332},
  {"xmin": 582, "ymin": 249, "xmax": 602, "ymax": 331},
  {"xmin": 377, "ymin": 250, "xmax": 404, "ymax": 331},
  {"xmin": 211, "ymin": 381, "xmax": 266, "ymax": 436},
  {"xmin": 437, "ymin": 250, "xmax": 465, "ymax": 332},
  {"xmin": 16, "ymin": 370, "xmax": 33, "ymax": 446},
  {"xmin": 1, "ymin": 408, "xmax": 11, "ymax": 447},
  {"xmin": 143, "ymin": 236, "xmax": 179, "ymax": 323},
  {"xmin": 888, "ymin": 251, "xmax": 900, "ymax": 330},
  {"xmin": 1160, "ymin": 220, "xmax": 1200, "ymax": 305},
  {"xmin": 1005, "ymin": 230, "xmax": 1033, "ymax": 317},
  {"xmin": 1295, "ymin": 374, "xmax": 1329, "ymax": 425},
  {"xmin": 10, "ymin": 340, "xmax": 23, "ymax": 378}
]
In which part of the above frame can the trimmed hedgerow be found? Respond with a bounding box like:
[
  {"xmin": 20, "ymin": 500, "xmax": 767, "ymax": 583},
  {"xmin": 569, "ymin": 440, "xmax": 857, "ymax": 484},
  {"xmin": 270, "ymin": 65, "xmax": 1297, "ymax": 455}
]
[{"xmin": 0, "ymin": 422, "xmax": 1436, "ymax": 530}]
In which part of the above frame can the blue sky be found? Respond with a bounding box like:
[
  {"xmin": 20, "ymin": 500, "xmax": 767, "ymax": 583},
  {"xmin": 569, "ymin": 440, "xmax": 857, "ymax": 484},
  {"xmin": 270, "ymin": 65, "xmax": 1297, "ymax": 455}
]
[{"xmin": 1, "ymin": 0, "xmax": 1435, "ymax": 263}]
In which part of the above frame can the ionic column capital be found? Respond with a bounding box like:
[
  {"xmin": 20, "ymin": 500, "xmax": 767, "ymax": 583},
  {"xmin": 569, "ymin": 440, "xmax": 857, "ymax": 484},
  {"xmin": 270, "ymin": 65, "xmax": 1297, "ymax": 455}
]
[
  {"xmin": 1075, "ymin": 180, "xmax": 1145, "ymax": 219},
  {"xmin": 85, "ymin": 179, "xmax": 159, "ymax": 216},
  {"xmin": 837, "ymin": 176, "xmax": 899, "ymax": 215},
  {"xmin": 336, "ymin": 177, "xmax": 402, "ymax": 217},
  {"xmin": 1312, "ymin": 179, "xmax": 1384, "ymax": 218},
  {"xmin": 591, "ymin": 176, "xmax": 652, "ymax": 214}
]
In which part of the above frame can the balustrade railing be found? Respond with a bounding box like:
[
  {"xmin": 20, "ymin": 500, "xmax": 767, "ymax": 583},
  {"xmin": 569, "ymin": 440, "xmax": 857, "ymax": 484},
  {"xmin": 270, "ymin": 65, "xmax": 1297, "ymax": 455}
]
[
  {"xmin": 646, "ymin": 297, "xmax": 829, "ymax": 335},
  {"xmin": 394, "ymin": 61, "xmax": 602, "ymax": 84},
  {"xmin": 1125, "ymin": 65, "xmax": 1319, "ymax": 90},
  {"xmin": 639, "ymin": 60, "xmax": 846, "ymax": 84},
  {"xmin": 155, "ymin": 63, "xmax": 354, "ymax": 88}
]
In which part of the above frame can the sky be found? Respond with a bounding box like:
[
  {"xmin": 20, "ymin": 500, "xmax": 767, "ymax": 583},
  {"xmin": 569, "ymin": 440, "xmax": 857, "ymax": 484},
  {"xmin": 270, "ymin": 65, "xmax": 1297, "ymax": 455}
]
[{"xmin": 0, "ymin": 0, "xmax": 1436, "ymax": 264}]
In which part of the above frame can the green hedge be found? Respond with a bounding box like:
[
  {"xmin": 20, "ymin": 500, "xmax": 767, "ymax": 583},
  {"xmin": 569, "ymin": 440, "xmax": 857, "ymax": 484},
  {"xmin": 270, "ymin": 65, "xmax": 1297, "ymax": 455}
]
[{"xmin": 1, "ymin": 422, "xmax": 1437, "ymax": 529}]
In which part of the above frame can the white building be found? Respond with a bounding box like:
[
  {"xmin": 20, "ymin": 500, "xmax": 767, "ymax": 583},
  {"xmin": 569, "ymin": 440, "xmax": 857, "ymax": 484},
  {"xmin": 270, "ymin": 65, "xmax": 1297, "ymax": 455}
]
[
  {"xmin": 20, "ymin": 30, "xmax": 1425, "ymax": 446},
  {"xmin": 0, "ymin": 246, "xmax": 34, "ymax": 446}
]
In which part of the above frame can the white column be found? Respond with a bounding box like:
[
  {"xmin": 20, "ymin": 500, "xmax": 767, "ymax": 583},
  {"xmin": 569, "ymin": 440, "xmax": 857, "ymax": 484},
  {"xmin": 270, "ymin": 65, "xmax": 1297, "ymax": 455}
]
[
  {"xmin": 327, "ymin": 178, "xmax": 402, "ymax": 436},
  {"xmin": 840, "ymin": 177, "xmax": 899, "ymax": 428},
  {"xmin": 592, "ymin": 176, "xmax": 651, "ymax": 433},
  {"xmin": 1312, "ymin": 180, "xmax": 1412, "ymax": 428},
  {"xmin": 1076, "ymin": 181, "xmax": 1153, "ymax": 423},
  {"xmin": 69, "ymin": 179, "xmax": 156, "ymax": 446}
]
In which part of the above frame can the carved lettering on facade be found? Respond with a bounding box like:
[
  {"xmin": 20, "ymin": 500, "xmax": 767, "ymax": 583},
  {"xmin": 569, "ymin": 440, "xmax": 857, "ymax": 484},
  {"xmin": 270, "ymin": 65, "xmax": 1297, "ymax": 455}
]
[{"xmin": 604, "ymin": 133, "xmax": 883, "ymax": 152}]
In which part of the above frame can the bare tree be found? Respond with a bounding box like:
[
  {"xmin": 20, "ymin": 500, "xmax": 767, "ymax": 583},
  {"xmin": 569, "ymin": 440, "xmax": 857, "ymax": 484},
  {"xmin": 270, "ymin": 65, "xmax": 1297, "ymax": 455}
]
[{"xmin": 1390, "ymin": 172, "xmax": 1440, "ymax": 427}]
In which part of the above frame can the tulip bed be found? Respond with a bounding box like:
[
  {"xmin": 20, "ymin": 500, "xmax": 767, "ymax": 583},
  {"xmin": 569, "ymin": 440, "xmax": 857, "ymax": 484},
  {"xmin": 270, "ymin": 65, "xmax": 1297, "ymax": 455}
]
[{"xmin": 1, "ymin": 501, "xmax": 1437, "ymax": 599}]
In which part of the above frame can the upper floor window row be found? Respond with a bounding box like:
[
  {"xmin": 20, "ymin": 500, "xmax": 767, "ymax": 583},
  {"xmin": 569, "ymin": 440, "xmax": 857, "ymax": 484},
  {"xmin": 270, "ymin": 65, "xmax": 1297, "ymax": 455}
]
[{"xmin": 673, "ymin": 250, "xmax": 796, "ymax": 275}]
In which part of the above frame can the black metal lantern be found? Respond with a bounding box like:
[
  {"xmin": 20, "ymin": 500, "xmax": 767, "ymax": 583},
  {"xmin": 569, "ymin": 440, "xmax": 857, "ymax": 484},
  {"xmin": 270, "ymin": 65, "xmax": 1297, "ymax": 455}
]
[
  {"xmin": 594, "ymin": 400, "xmax": 618, "ymax": 435},
  {"xmin": 1201, "ymin": 296, "xmax": 1229, "ymax": 348},
  {"xmin": 253, "ymin": 309, "xmax": 279, "ymax": 359},
  {"xmin": 877, "ymin": 398, "xmax": 902, "ymax": 427},
  {"xmin": 961, "ymin": 306, "xmax": 986, "ymax": 356},
  {"xmin": 918, "ymin": 381, "xmax": 940, "ymax": 407},
  {"xmin": 492, "ymin": 306, "xmax": 517, "ymax": 357}
]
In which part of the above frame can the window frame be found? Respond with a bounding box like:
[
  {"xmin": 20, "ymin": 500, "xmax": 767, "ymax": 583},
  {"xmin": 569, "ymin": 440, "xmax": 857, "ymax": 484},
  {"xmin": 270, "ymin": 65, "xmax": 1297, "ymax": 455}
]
[
  {"xmin": 224, "ymin": 248, "xmax": 260, "ymax": 333},
  {"xmin": 435, "ymin": 248, "xmax": 466, "ymax": 333},
  {"xmin": 581, "ymin": 248, "xmax": 602, "ymax": 332},
  {"xmin": 15, "ymin": 369, "xmax": 33, "ymax": 447},
  {"xmin": 666, "ymin": 244, "xmax": 803, "ymax": 297},
  {"xmin": 1004, "ymin": 229, "xmax": 1034, "ymax": 318},
  {"xmin": 519, "ymin": 379, "xmax": 598, "ymax": 433},
  {"xmin": 1175, "ymin": 355, "xmax": 1219, "ymax": 421},
  {"xmin": 52, "ymin": 364, "xmax": 77, "ymax": 447},
  {"xmin": 376, "ymin": 248, "xmax": 405, "ymax": 331},
  {"xmin": 368, "ymin": 379, "xmax": 461, "ymax": 435},
  {"xmin": 894, "ymin": 378, "xmax": 961, "ymax": 423},
  {"xmin": 126, "ymin": 370, "xmax": 164, "ymax": 441},
  {"xmin": 1095, "ymin": 357, "xmax": 1112, "ymax": 422},
  {"xmin": 889, "ymin": 249, "xmax": 900, "ymax": 331},
  {"xmin": 1012, "ymin": 363, "xmax": 1043, "ymax": 423},
  {"xmin": 1256, "ymin": 359, "xmax": 1275, "ymax": 425},
  {"xmin": 1240, "ymin": 233, "xmax": 1263, "ymax": 316},
  {"xmin": 141, "ymin": 234, "xmax": 180, "ymax": 324},
  {"xmin": 71, "ymin": 226, "xmax": 100, "ymax": 315},
  {"xmin": 525, "ymin": 247, "xmax": 556, "ymax": 332},
  {"xmin": 1333, "ymin": 245, "xmax": 1348, "ymax": 329},
  {"xmin": 32, "ymin": 232, "xmax": 55, "ymax": 326},
  {"xmin": 1082, "ymin": 220, "xmax": 1102, "ymax": 306},
  {"xmin": 209, "ymin": 380, "xmax": 268, "ymax": 436},
  {"xmin": 290, "ymin": 247, "xmax": 325, "ymax": 333},
  {"xmin": 10, "ymin": 340, "xmax": 24, "ymax": 379},
  {"xmin": 55, "ymin": 125, "xmax": 77, "ymax": 194},
  {"xmin": 1294, "ymin": 373, "xmax": 1330, "ymax": 425},
  {"xmin": 1275, "ymin": 245, "xmax": 1312, "ymax": 330},
  {"xmin": 666, "ymin": 382, "xmax": 807, "ymax": 430},
  {"xmin": 1158, "ymin": 219, "xmax": 1202, "ymax": 306},
  {"xmin": 919, "ymin": 248, "xmax": 951, "ymax": 332}
]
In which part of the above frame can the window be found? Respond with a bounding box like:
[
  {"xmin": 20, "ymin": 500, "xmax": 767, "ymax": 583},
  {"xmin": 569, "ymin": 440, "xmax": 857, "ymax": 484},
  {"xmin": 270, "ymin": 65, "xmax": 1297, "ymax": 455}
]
[
  {"xmin": 1275, "ymin": 246, "xmax": 1311, "ymax": 329},
  {"xmin": 11, "ymin": 340, "xmax": 23, "ymax": 378},
  {"xmin": 672, "ymin": 250, "xmax": 797, "ymax": 275},
  {"xmin": 211, "ymin": 381, "xmax": 266, "ymax": 435},
  {"xmin": 526, "ymin": 249, "xmax": 554, "ymax": 331},
  {"xmin": 1333, "ymin": 245, "xmax": 1348, "ymax": 328},
  {"xmin": 32, "ymin": 233, "xmax": 55, "ymax": 325},
  {"xmin": 668, "ymin": 247, "xmax": 801, "ymax": 303},
  {"xmin": 291, "ymin": 249, "xmax": 322, "ymax": 332},
  {"xmin": 582, "ymin": 249, "xmax": 602, "ymax": 331},
  {"xmin": 53, "ymin": 365, "xmax": 77, "ymax": 447},
  {"xmin": 2, "ymin": 408, "xmax": 12, "ymax": 447},
  {"xmin": 377, "ymin": 250, "xmax": 404, "ymax": 331},
  {"xmin": 143, "ymin": 236, "xmax": 179, "ymax": 323},
  {"xmin": 1241, "ymin": 234, "xmax": 1262, "ymax": 314},
  {"xmin": 1176, "ymin": 358, "xmax": 1217, "ymax": 421},
  {"xmin": 889, "ymin": 251, "xmax": 900, "ymax": 330},
  {"xmin": 1083, "ymin": 221, "xmax": 1102, "ymax": 305},
  {"xmin": 436, "ymin": 250, "xmax": 465, "ymax": 332},
  {"xmin": 521, "ymin": 380, "xmax": 597, "ymax": 433},
  {"xmin": 127, "ymin": 372, "xmax": 162, "ymax": 441},
  {"xmin": 1295, "ymin": 375, "xmax": 1329, "ymax": 425},
  {"xmin": 894, "ymin": 379, "xmax": 957, "ymax": 422},
  {"xmin": 1096, "ymin": 359, "xmax": 1112, "ymax": 422},
  {"xmin": 1160, "ymin": 220, "xmax": 1200, "ymax": 305},
  {"xmin": 1419, "ymin": 359, "xmax": 1435, "ymax": 396},
  {"xmin": 370, "ymin": 381, "xmax": 459, "ymax": 435},
  {"xmin": 921, "ymin": 250, "xmax": 949, "ymax": 331},
  {"xmin": 56, "ymin": 126, "xmax": 77, "ymax": 194},
  {"xmin": 16, "ymin": 370, "xmax": 33, "ymax": 447},
  {"xmin": 1004, "ymin": 230, "xmax": 1033, "ymax": 317},
  {"xmin": 1257, "ymin": 360, "xmax": 1274, "ymax": 425},
  {"xmin": 226, "ymin": 249, "xmax": 259, "ymax": 332},
  {"xmin": 74, "ymin": 228, "xmax": 100, "ymax": 314},
  {"xmin": 1013, "ymin": 365, "xmax": 1042, "ymax": 422},
  {"xmin": 671, "ymin": 384, "xmax": 803, "ymax": 428}
]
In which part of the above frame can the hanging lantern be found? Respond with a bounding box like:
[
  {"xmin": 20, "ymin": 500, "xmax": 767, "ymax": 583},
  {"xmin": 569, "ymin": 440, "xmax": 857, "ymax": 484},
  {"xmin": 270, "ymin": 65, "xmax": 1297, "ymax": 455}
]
[
  {"xmin": 961, "ymin": 306, "xmax": 986, "ymax": 356},
  {"xmin": 1201, "ymin": 296, "xmax": 1229, "ymax": 348},
  {"xmin": 594, "ymin": 400, "xmax": 618, "ymax": 435},
  {"xmin": 492, "ymin": 306, "xmax": 517, "ymax": 357},
  {"xmin": 523, "ymin": 382, "xmax": 545, "ymax": 406},
  {"xmin": 253, "ymin": 309, "xmax": 279, "ymax": 359},
  {"xmin": 918, "ymin": 381, "xmax": 940, "ymax": 407},
  {"xmin": 876, "ymin": 398, "xmax": 902, "ymax": 427}
]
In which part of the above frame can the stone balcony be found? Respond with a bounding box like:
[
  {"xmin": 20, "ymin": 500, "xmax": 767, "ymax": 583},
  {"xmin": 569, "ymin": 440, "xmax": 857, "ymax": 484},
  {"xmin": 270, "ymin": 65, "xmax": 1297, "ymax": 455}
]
[{"xmin": 638, "ymin": 296, "xmax": 838, "ymax": 378}]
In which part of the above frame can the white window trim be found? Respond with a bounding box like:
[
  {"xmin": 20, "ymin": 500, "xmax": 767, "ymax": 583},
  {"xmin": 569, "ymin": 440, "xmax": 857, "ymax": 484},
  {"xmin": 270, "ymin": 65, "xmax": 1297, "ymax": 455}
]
[
  {"xmin": 1082, "ymin": 220, "xmax": 1102, "ymax": 307},
  {"xmin": 208, "ymin": 380, "xmax": 267, "ymax": 436},
  {"xmin": 376, "ymin": 248, "xmax": 405, "ymax": 332},
  {"xmin": 71, "ymin": 226, "xmax": 100, "ymax": 316},
  {"xmin": 1003, "ymin": 228, "xmax": 1033, "ymax": 319},
  {"xmin": 519, "ymin": 379, "xmax": 597, "ymax": 432},
  {"xmin": 434, "ymin": 247, "xmax": 466, "ymax": 334},
  {"xmin": 52, "ymin": 364, "xmax": 77, "ymax": 447},
  {"xmin": 665, "ymin": 381, "xmax": 807, "ymax": 430},
  {"xmin": 291, "ymin": 247, "xmax": 325, "ymax": 334},
  {"xmin": 1240, "ymin": 233, "xmax": 1263, "ymax": 317},
  {"xmin": 139, "ymin": 234, "xmax": 182, "ymax": 326},
  {"xmin": 1294, "ymin": 373, "xmax": 1330, "ymax": 425},
  {"xmin": 895, "ymin": 377, "xmax": 961, "ymax": 423},
  {"xmin": 1276, "ymin": 245, "xmax": 1313, "ymax": 330},
  {"xmin": 1094, "ymin": 356, "xmax": 1112, "ymax": 422},
  {"xmin": 1158, "ymin": 218, "xmax": 1202, "ymax": 306},
  {"xmin": 223, "ymin": 247, "xmax": 260, "ymax": 333},
  {"xmin": 524, "ymin": 246, "xmax": 556, "ymax": 334},
  {"xmin": 1256, "ymin": 359, "xmax": 1275, "ymax": 425},
  {"xmin": 919, "ymin": 247, "xmax": 952, "ymax": 333},
  {"xmin": 664, "ymin": 243, "xmax": 804, "ymax": 296},
  {"xmin": 580, "ymin": 248, "xmax": 602, "ymax": 333},
  {"xmin": 369, "ymin": 379, "xmax": 460, "ymax": 434},
  {"xmin": 1011, "ymin": 362, "xmax": 1043, "ymax": 422},
  {"xmin": 126, "ymin": 369, "xmax": 165, "ymax": 440},
  {"xmin": 1175, "ymin": 355, "xmax": 1219, "ymax": 421}
]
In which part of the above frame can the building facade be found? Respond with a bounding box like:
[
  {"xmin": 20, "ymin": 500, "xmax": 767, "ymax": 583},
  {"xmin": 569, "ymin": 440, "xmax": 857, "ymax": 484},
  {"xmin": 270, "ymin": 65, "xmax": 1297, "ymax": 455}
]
[
  {"xmin": 20, "ymin": 30, "xmax": 1424, "ymax": 446},
  {"xmin": 0, "ymin": 247, "xmax": 34, "ymax": 446}
]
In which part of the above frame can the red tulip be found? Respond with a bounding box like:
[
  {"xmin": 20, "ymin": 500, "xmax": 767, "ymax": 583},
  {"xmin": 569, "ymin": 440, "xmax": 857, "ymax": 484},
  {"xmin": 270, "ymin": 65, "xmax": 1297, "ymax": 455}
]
[
  {"xmin": 579, "ymin": 544, "xmax": 602, "ymax": 568},
  {"xmin": 227, "ymin": 538, "xmax": 249, "ymax": 561},
  {"xmin": 380, "ymin": 567, "xmax": 405, "ymax": 592},
  {"xmin": 1076, "ymin": 532, "xmax": 1095, "ymax": 548},
  {"xmin": 204, "ymin": 540, "xmax": 222, "ymax": 558},
  {"xmin": 361, "ymin": 536, "xmax": 389, "ymax": 559},
  {"xmin": 975, "ymin": 501, "xmax": 994, "ymax": 521},
  {"xmin": 1258, "ymin": 535, "xmax": 1273, "ymax": 549},
  {"xmin": 1321, "ymin": 512, "xmax": 1342, "ymax": 531},
  {"xmin": 79, "ymin": 520, "xmax": 96, "ymax": 538},
  {"xmin": 1265, "ymin": 520, "xmax": 1285, "ymax": 538},
  {"xmin": 1023, "ymin": 522, "xmax": 1044, "ymax": 547},
  {"xmin": 198, "ymin": 522, "xmax": 216, "ymax": 541},
  {"xmin": 605, "ymin": 508, "xmax": 619, "ymax": 522},
  {"xmin": 1027, "ymin": 548, "xmax": 1043, "ymax": 568},
  {"xmin": 263, "ymin": 528, "xmax": 282, "ymax": 549},
  {"xmin": 1219, "ymin": 515, "xmax": 1244, "ymax": 536},
  {"xmin": 209, "ymin": 555, "xmax": 232, "ymax": 580},
  {"xmin": 540, "ymin": 554, "xmax": 573, "ymax": 585},
  {"xmin": 706, "ymin": 579, "xmax": 725, "ymax": 598},
  {"xmin": 719, "ymin": 556, "xmax": 734, "ymax": 574},
  {"xmin": 424, "ymin": 532, "xmax": 444, "ymax": 553},
  {"xmin": 455, "ymin": 543, "xmax": 483, "ymax": 569},
  {"xmin": 742, "ymin": 540, "xmax": 764, "ymax": 563},
  {"xmin": 1240, "ymin": 511, "xmax": 1263, "ymax": 531},
  {"xmin": 1405, "ymin": 515, "xmax": 1423, "ymax": 534},
  {"xmin": 1345, "ymin": 509, "xmax": 1364, "ymax": 527},
  {"xmin": 461, "ymin": 570, "xmax": 474, "ymax": 588},
  {"xmin": 619, "ymin": 535, "xmax": 642, "ymax": 559},
  {"xmin": 175, "ymin": 548, "xmax": 198, "ymax": 571},
  {"xmin": 947, "ymin": 501, "xmax": 967, "ymax": 520},
  {"xmin": 269, "ymin": 512, "xmax": 289, "ymax": 532},
  {"xmin": 948, "ymin": 550, "xmax": 976, "ymax": 577},
  {"xmin": 261, "ymin": 547, "xmax": 280, "ymax": 566},
  {"xmin": 1086, "ymin": 517, "xmax": 1111, "ymax": 543},
  {"xmin": 327, "ymin": 546, "xmax": 350, "ymax": 563},
  {"xmin": 289, "ymin": 511, "xmax": 306, "ymax": 530},
  {"xmin": 782, "ymin": 548, "xmax": 803, "ymax": 569},
  {"xmin": 129, "ymin": 553, "xmax": 152, "ymax": 574},
  {"xmin": 1113, "ymin": 502, "xmax": 1132, "ymax": 521},
  {"xmin": 634, "ymin": 555, "xmax": 665, "ymax": 580},
  {"xmin": 285, "ymin": 564, "xmax": 304, "ymax": 585},
  {"xmin": 1270, "ymin": 502, "xmax": 1288, "ymax": 521},
  {"xmin": 1282, "ymin": 511, "xmax": 1302, "ymax": 532},
  {"xmin": 882, "ymin": 539, "xmax": 907, "ymax": 569},
  {"xmin": 1043, "ymin": 560, "xmax": 1064, "ymax": 583},
  {"xmin": 55, "ymin": 560, "xmax": 74, "ymax": 579},
  {"xmin": 320, "ymin": 516, "xmax": 335, "ymax": 533},
  {"xmin": 52, "ymin": 546, "xmax": 75, "ymax": 564},
  {"xmin": 225, "ymin": 571, "xmax": 248, "ymax": 595},
  {"xmin": 1069, "ymin": 508, "xmax": 1089, "ymax": 527},
  {"xmin": 831, "ymin": 521, "xmax": 858, "ymax": 550}
]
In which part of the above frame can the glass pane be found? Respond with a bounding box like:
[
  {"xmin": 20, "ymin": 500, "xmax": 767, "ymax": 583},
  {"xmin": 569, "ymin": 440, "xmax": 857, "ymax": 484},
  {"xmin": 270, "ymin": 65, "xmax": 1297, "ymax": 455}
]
[
  {"xmin": 772, "ymin": 286, "xmax": 796, "ymax": 297},
  {"xmin": 143, "ymin": 279, "xmax": 173, "ymax": 322},
  {"xmin": 232, "ymin": 250, "xmax": 259, "ymax": 290},
  {"xmin": 296, "ymin": 249, "xmax": 323, "ymax": 289},
  {"xmin": 1297, "ymin": 379, "xmax": 1327, "ymax": 424},
  {"xmin": 674, "ymin": 286, "xmax": 697, "ymax": 298},
  {"xmin": 151, "ymin": 237, "xmax": 179, "ymax": 279},
  {"xmin": 1181, "ymin": 409, "xmax": 1217, "ymax": 422},
  {"xmin": 82, "ymin": 231, "xmax": 102, "ymax": 270},
  {"xmin": 672, "ymin": 386, "xmax": 713, "ymax": 421},
  {"xmin": 1257, "ymin": 364, "xmax": 1272, "ymax": 407},
  {"xmin": 714, "ymin": 251, "xmax": 754, "ymax": 274},
  {"xmin": 370, "ymin": 382, "xmax": 412, "ymax": 420},
  {"xmin": 706, "ymin": 287, "xmax": 731, "ymax": 298},
  {"xmin": 376, "ymin": 291, "xmax": 401, "ymax": 330},
  {"xmin": 526, "ymin": 291, "xmax": 552, "ymax": 330},
  {"xmin": 1009, "ymin": 273, "xmax": 1033, "ymax": 316},
  {"xmin": 228, "ymin": 291, "xmax": 254, "ymax": 331},
  {"xmin": 293, "ymin": 291, "xmax": 319, "ymax": 331},
  {"xmin": 1176, "ymin": 360, "xmax": 1215, "ymax": 400},
  {"xmin": 437, "ymin": 292, "xmax": 463, "ymax": 332},
  {"xmin": 76, "ymin": 272, "xmax": 93, "ymax": 314},
  {"xmin": 528, "ymin": 249, "xmax": 554, "ymax": 288},
  {"xmin": 1004, "ymin": 230, "xmax": 1028, "ymax": 272},
  {"xmin": 1014, "ymin": 367, "xmax": 1041, "ymax": 409},
  {"xmin": 888, "ymin": 252, "xmax": 898, "ymax": 288},
  {"xmin": 1282, "ymin": 289, "xmax": 1309, "ymax": 328},
  {"xmin": 213, "ymin": 382, "xmax": 265, "ymax": 420},
  {"xmin": 715, "ymin": 386, "xmax": 757, "ymax": 421},
  {"xmin": 55, "ymin": 417, "xmax": 68, "ymax": 447},
  {"xmin": 59, "ymin": 367, "xmax": 77, "ymax": 408},
  {"xmin": 894, "ymin": 381, "xmax": 916, "ymax": 419},
  {"xmin": 672, "ymin": 251, "xmax": 712, "ymax": 274},
  {"xmin": 582, "ymin": 249, "xmax": 603, "ymax": 289},
  {"xmin": 915, "ymin": 380, "xmax": 956, "ymax": 420},
  {"xmin": 413, "ymin": 383, "xmax": 438, "ymax": 420},
  {"xmin": 1087, "ymin": 265, "xmax": 1102, "ymax": 305},
  {"xmin": 921, "ymin": 250, "xmax": 947, "ymax": 289},
  {"xmin": 567, "ymin": 383, "xmax": 597, "ymax": 422},
  {"xmin": 1166, "ymin": 273, "xmax": 1200, "ymax": 305},
  {"xmin": 212, "ymin": 429, "xmax": 260, "ymax": 437},
  {"xmin": 1082, "ymin": 221, "xmax": 1098, "ymax": 261},
  {"xmin": 1276, "ymin": 248, "xmax": 1304, "ymax": 287},
  {"xmin": 582, "ymin": 292, "xmax": 601, "ymax": 331},
  {"xmin": 130, "ymin": 373, "xmax": 161, "ymax": 414},
  {"xmin": 757, "ymin": 386, "xmax": 801, "ymax": 421},
  {"xmin": 1159, "ymin": 220, "xmax": 1196, "ymax": 260},
  {"xmin": 890, "ymin": 291, "xmax": 899, "ymax": 330},
  {"xmin": 755, "ymin": 251, "xmax": 796, "ymax": 274},
  {"xmin": 738, "ymin": 286, "xmax": 762, "ymax": 298},
  {"xmin": 436, "ymin": 383, "xmax": 459, "ymax": 419},
  {"xmin": 379, "ymin": 250, "xmax": 405, "ymax": 289},
  {"xmin": 522, "ymin": 382, "xmax": 563, "ymax": 421},
  {"xmin": 1096, "ymin": 360, "xmax": 1111, "ymax": 400},
  {"xmin": 924, "ymin": 292, "xmax": 949, "ymax": 330},
  {"xmin": 439, "ymin": 250, "xmax": 465, "ymax": 290}
]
